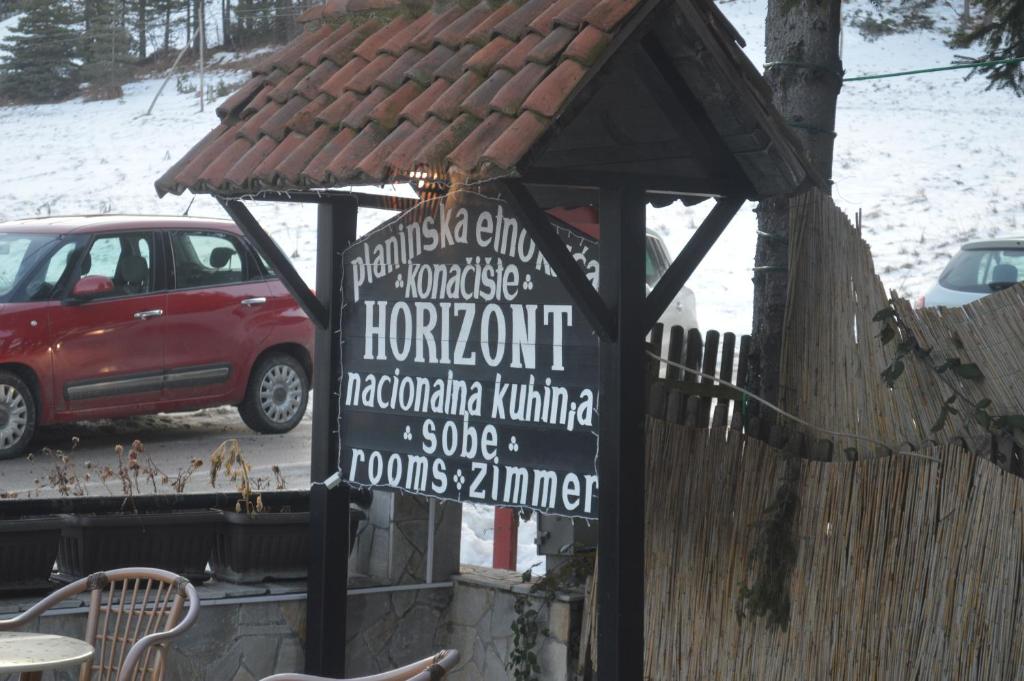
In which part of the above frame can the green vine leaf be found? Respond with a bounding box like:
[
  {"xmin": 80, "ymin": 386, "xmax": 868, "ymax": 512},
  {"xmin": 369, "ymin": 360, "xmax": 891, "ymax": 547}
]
[{"xmin": 951, "ymin": 362, "xmax": 983, "ymax": 380}]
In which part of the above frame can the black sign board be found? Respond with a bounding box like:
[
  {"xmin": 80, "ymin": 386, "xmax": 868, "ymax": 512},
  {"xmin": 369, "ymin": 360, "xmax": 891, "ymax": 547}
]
[{"xmin": 339, "ymin": 191, "xmax": 600, "ymax": 518}]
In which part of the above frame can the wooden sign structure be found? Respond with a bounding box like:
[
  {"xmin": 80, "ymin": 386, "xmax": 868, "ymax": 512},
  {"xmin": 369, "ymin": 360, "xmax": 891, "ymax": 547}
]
[{"xmin": 340, "ymin": 192, "xmax": 602, "ymax": 518}]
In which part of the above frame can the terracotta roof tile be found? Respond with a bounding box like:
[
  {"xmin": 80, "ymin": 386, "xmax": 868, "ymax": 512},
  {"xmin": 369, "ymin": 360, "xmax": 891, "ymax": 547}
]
[
  {"xmin": 428, "ymin": 71, "xmax": 484, "ymax": 121},
  {"xmin": 447, "ymin": 112, "xmax": 514, "ymax": 172},
  {"xmin": 522, "ymin": 59, "xmax": 587, "ymax": 118},
  {"xmin": 460, "ymin": 69, "xmax": 513, "ymax": 119},
  {"xmin": 297, "ymin": 4, "xmax": 325, "ymax": 23},
  {"xmin": 347, "ymin": 54, "xmax": 397, "ymax": 94},
  {"xmin": 216, "ymin": 76, "xmax": 264, "ymax": 120},
  {"xmin": 465, "ymin": 36, "xmax": 514, "ymax": 75},
  {"xmin": 369, "ymin": 80, "xmax": 423, "ymax": 130},
  {"xmin": 490, "ymin": 62, "xmax": 550, "ymax": 115},
  {"xmin": 262, "ymin": 24, "xmax": 334, "ymax": 73},
  {"xmin": 322, "ymin": 20, "xmax": 380, "ymax": 65},
  {"xmin": 155, "ymin": 123, "xmax": 229, "ymax": 196},
  {"xmin": 278, "ymin": 125, "xmax": 335, "ymax": 184},
  {"xmin": 584, "ymin": 0, "xmax": 645, "ymax": 33},
  {"xmin": 198, "ymin": 137, "xmax": 253, "ymax": 188},
  {"xmin": 435, "ymin": 43, "xmax": 477, "ymax": 82},
  {"xmin": 376, "ymin": 48, "xmax": 424, "ymax": 90},
  {"xmin": 435, "ymin": 2, "xmax": 494, "ymax": 49},
  {"xmin": 353, "ymin": 16, "xmax": 410, "ymax": 61},
  {"xmin": 494, "ymin": 32, "xmax": 542, "ymax": 72},
  {"xmin": 418, "ymin": 113, "xmax": 481, "ymax": 169},
  {"xmin": 254, "ymin": 131, "xmax": 312, "ymax": 183},
  {"xmin": 170, "ymin": 126, "xmax": 238, "ymax": 191},
  {"xmin": 289, "ymin": 93, "xmax": 333, "ymax": 135},
  {"xmin": 527, "ymin": 26, "xmax": 575, "ymax": 65},
  {"xmin": 553, "ymin": 0, "xmax": 595, "ymax": 30},
  {"xmin": 300, "ymin": 22, "xmax": 355, "ymax": 66},
  {"xmin": 380, "ymin": 11, "xmax": 437, "ymax": 56},
  {"xmin": 408, "ymin": 6, "xmax": 464, "ymax": 52},
  {"xmin": 528, "ymin": 0, "xmax": 581, "ymax": 34},
  {"xmin": 406, "ymin": 44, "xmax": 455, "ymax": 87},
  {"xmin": 223, "ymin": 135, "xmax": 277, "ymax": 187},
  {"xmin": 398, "ymin": 79, "xmax": 448, "ymax": 126},
  {"xmin": 268, "ymin": 65, "xmax": 312, "ymax": 103},
  {"xmin": 237, "ymin": 100, "xmax": 283, "ymax": 142},
  {"xmin": 386, "ymin": 114, "xmax": 449, "ymax": 172},
  {"xmin": 325, "ymin": 124, "xmax": 388, "ymax": 182},
  {"xmin": 341, "ymin": 86, "xmax": 390, "ymax": 129},
  {"xmin": 492, "ymin": 0, "xmax": 551, "ymax": 40},
  {"xmin": 241, "ymin": 86, "xmax": 271, "ymax": 118},
  {"xmin": 562, "ymin": 25, "xmax": 612, "ymax": 66},
  {"xmin": 464, "ymin": 3, "xmax": 516, "ymax": 45},
  {"xmin": 301, "ymin": 127, "xmax": 357, "ymax": 182},
  {"xmin": 318, "ymin": 56, "xmax": 369, "ymax": 96},
  {"xmin": 315, "ymin": 91, "xmax": 360, "ymax": 128},
  {"xmin": 295, "ymin": 61, "xmax": 336, "ymax": 100},
  {"xmin": 357, "ymin": 120, "xmax": 418, "ymax": 178},
  {"xmin": 259, "ymin": 95, "xmax": 311, "ymax": 141},
  {"xmin": 482, "ymin": 110, "xmax": 551, "ymax": 170}
]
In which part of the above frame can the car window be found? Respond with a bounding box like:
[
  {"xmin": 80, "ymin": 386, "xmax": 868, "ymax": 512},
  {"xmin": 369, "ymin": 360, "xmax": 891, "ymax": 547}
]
[
  {"xmin": 23, "ymin": 241, "xmax": 80, "ymax": 301},
  {"xmin": 170, "ymin": 231, "xmax": 248, "ymax": 289},
  {"xmin": 77, "ymin": 232, "xmax": 155, "ymax": 298},
  {"xmin": 0, "ymin": 232, "xmax": 70, "ymax": 302},
  {"xmin": 939, "ymin": 247, "xmax": 1024, "ymax": 293}
]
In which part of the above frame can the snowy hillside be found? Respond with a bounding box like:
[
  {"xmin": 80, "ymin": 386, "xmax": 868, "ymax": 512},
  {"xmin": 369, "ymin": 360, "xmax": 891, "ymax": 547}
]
[{"xmin": 1, "ymin": 0, "xmax": 1021, "ymax": 571}]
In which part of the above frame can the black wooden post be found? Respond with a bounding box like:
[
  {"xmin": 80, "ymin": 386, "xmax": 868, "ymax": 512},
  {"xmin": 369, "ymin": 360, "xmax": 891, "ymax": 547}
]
[
  {"xmin": 597, "ymin": 184, "xmax": 647, "ymax": 681},
  {"xmin": 306, "ymin": 197, "xmax": 358, "ymax": 676}
]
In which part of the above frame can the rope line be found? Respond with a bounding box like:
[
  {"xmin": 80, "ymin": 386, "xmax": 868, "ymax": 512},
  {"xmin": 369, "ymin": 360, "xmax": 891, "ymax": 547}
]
[
  {"xmin": 844, "ymin": 56, "xmax": 1024, "ymax": 82},
  {"xmin": 646, "ymin": 351, "xmax": 941, "ymax": 463}
]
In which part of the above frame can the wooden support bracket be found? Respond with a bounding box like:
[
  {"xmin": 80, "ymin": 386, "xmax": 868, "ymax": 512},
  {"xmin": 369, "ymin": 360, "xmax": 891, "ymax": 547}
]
[
  {"xmin": 218, "ymin": 197, "xmax": 331, "ymax": 330},
  {"xmin": 501, "ymin": 180, "xmax": 616, "ymax": 341}
]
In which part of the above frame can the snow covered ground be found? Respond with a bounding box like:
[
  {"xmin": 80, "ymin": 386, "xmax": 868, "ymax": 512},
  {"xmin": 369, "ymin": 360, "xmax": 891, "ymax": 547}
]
[{"xmin": 1, "ymin": 0, "xmax": 1022, "ymax": 571}]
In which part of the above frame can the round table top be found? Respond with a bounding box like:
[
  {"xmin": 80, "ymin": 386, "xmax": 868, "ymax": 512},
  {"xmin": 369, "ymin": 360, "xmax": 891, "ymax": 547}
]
[{"xmin": 0, "ymin": 631, "xmax": 94, "ymax": 673}]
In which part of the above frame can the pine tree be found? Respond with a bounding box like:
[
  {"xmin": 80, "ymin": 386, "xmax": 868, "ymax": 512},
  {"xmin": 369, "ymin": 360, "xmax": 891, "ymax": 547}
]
[
  {"xmin": 950, "ymin": 0, "xmax": 1024, "ymax": 95},
  {"xmin": 0, "ymin": 0, "xmax": 82, "ymax": 103},
  {"xmin": 80, "ymin": 0, "xmax": 134, "ymax": 89}
]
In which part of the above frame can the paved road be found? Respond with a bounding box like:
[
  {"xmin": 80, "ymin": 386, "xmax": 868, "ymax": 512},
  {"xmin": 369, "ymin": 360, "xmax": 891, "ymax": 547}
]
[{"xmin": 0, "ymin": 407, "xmax": 312, "ymax": 498}]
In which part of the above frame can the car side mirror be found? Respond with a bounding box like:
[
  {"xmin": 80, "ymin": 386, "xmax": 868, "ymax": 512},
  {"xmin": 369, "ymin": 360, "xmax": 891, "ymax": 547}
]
[{"xmin": 68, "ymin": 275, "xmax": 114, "ymax": 302}]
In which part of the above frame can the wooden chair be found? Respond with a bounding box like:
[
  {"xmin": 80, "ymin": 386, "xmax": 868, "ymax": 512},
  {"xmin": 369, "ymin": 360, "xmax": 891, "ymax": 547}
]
[
  {"xmin": 0, "ymin": 567, "xmax": 200, "ymax": 681},
  {"xmin": 261, "ymin": 649, "xmax": 459, "ymax": 681}
]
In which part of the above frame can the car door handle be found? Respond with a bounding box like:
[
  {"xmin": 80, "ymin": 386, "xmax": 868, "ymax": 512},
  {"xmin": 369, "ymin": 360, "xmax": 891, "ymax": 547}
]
[
  {"xmin": 241, "ymin": 297, "xmax": 267, "ymax": 307},
  {"xmin": 133, "ymin": 309, "xmax": 164, "ymax": 320}
]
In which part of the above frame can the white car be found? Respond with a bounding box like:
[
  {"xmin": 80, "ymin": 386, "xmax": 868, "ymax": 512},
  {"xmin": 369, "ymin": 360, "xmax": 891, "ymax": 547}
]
[
  {"xmin": 646, "ymin": 230, "xmax": 699, "ymax": 330},
  {"xmin": 920, "ymin": 237, "xmax": 1024, "ymax": 308}
]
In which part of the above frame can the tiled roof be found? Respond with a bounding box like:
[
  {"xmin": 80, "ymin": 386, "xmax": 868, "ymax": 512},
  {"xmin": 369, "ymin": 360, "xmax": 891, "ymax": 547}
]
[
  {"xmin": 156, "ymin": 0, "xmax": 815, "ymax": 199},
  {"xmin": 156, "ymin": 0, "xmax": 648, "ymax": 196}
]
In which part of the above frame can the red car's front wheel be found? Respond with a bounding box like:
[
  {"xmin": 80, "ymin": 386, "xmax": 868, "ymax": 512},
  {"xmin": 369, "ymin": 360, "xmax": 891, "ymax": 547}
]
[{"xmin": 0, "ymin": 371, "xmax": 35, "ymax": 460}]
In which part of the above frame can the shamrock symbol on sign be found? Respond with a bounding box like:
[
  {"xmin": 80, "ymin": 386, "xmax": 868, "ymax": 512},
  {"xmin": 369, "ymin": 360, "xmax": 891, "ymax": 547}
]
[
  {"xmin": 522, "ymin": 274, "xmax": 534, "ymax": 291},
  {"xmin": 403, "ymin": 426, "xmax": 413, "ymax": 441},
  {"xmin": 453, "ymin": 470, "xmax": 466, "ymax": 491},
  {"xmin": 508, "ymin": 436, "xmax": 520, "ymax": 453},
  {"xmin": 395, "ymin": 273, "xmax": 404, "ymax": 288}
]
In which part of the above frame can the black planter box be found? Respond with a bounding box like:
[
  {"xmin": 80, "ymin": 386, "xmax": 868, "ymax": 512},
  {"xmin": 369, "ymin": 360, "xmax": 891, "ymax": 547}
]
[
  {"xmin": 211, "ymin": 509, "xmax": 311, "ymax": 583},
  {"xmin": 211, "ymin": 501, "xmax": 366, "ymax": 584},
  {"xmin": 0, "ymin": 516, "xmax": 62, "ymax": 592},
  {"xmin": 56, "ymin": 509, "xmax": 220, "ymax": 583}
]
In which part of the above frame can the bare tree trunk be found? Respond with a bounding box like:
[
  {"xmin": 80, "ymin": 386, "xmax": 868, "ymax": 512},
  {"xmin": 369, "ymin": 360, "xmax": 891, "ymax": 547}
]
[
  {"xmin": 138, "ymin": 0, "xmax": 147, "ymax": 59},
  {"xmin": 222, "ymin": 0, "xmax": 230, "ymax": 49},
  {"xmin": 751, "ymin": 0, "xmax": 843, "ymax": 410}
]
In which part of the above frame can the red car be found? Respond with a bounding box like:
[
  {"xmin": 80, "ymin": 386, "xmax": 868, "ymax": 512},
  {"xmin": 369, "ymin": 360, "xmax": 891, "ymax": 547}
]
[{"xmin": 0, "ymin": 215, "xmax": 314, "ymax": 459}]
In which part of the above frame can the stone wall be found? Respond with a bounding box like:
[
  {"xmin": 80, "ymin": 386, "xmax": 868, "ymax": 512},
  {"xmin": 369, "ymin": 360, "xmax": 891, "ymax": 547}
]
[{"xmin": 446, "ymin": 567, "xmax": 583, "ymax": 681}]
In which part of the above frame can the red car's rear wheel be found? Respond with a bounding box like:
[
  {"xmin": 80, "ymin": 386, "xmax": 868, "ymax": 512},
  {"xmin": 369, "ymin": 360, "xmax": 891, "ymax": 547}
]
[
  {"xmin": 0, "ymin": 371, "xmax": 35, "ymax": 460},
  {"xmin": 238, "ymin": 353, "xmax": 309, "ymax": 434}
]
